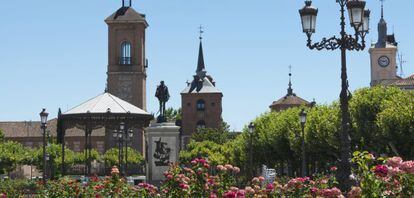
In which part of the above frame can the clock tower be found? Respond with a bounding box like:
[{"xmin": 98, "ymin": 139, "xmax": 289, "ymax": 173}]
[
  {"xmin": 369, "ymin": 2, "xmax": 398, "ymax": 86},
  {"xmin": 105, "ymin": 1, "xmax": 148, "ymax": 110}
]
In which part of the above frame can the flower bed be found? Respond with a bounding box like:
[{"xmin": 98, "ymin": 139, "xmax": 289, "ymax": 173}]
[{"xmin": 2, "ymin": 151, "xmax": 414, "ymax": 197}]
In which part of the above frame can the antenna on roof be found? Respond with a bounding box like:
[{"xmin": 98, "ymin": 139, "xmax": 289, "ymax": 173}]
[{"xmin": 398, "ymin": 53, "xmax": 407, "ymax": 78}]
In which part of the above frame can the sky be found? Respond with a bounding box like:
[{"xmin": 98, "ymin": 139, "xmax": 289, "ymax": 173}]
[{"xmin": 0, "ymin": 0, "xmax": 413, "ymax": 131}]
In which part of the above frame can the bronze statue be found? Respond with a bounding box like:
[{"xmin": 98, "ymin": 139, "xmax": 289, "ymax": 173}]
[{"xmin": 155, "ymin": 81, "xmax": 170, "ymax": 123}]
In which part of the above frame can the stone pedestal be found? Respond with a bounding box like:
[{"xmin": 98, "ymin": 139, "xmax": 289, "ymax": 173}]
[{"xmin": 145, "ymin": 122, "xmax": 180, "ymax": 185}]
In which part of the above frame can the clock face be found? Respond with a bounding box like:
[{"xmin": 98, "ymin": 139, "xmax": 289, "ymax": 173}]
[{"xmin": 378, "ymin": 56, "xmax": 390, "ymax": 67}]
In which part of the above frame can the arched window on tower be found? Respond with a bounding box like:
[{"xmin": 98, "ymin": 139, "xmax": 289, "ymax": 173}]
[
  {"xmin": 196, "ymin": 120, "xmax": 206, "ymax": 130},
  {"xmin": 120, "ymin": 41, "xmax": 132, "ymax": 65},
  {"xmin": 196, "ymin": 99, "xmax": 205, "ymax": 111}
]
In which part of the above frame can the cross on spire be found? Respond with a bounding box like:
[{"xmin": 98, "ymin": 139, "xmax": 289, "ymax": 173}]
[
  {"xmin": 199, "ymin": 25, "xmax": 204, "ymax": 40},
  {"xmin": 122, "ymin": 0, "xmax": 132, "ymax": 8},
  {"xmin": 287, "ymin": 65, "xmax": 294, "ymax": 96}
]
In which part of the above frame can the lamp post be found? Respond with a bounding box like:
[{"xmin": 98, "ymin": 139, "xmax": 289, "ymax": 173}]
[
  {"xmin": 299, "ymin": 109, "xmax": 307, "ymax": 177},
  {"xmin": 39, "ymin": 108, "xmax": 49, "ymax": 184},
  {"xmin": 125, "ymin": 129, "xmax": 133, "ymax": 176},
  {"xmin": 299, "ymin": 0, "xmax": 370, "ymax": 191},
  {"xmin": 113, "ymin": 127, "xmax": 123, "ymax": 175},
  {"xmin": 248, "ymin": 122, "xmax": 255, "ymax": 181}
]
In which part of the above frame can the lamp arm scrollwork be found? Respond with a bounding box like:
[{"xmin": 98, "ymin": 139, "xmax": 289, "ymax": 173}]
[
  {"xmin": 306, "ymin": 33, "xmax": 366, "ymax": 51},
  {"xmin": 307, "ymin": 34, "xmax": 341, "ymax": 51}
]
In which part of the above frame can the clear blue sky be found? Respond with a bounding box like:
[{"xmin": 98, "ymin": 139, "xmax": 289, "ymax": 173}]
[{"xmin": 0, "ymin": 0, "xmax": 413, "ymax": 131}]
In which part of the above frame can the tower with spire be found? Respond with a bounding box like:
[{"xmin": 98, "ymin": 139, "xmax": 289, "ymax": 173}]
[
  {"xmin": 269, "ymin": 66, "xmax": 312, "ymax": 112},
  {"xmin": 180, "ymin": 28, "xmax": 223, "ymax": 147},
  {"xmin": 369, "ymin": 0, "xmax": 398, "ymax": 86}
]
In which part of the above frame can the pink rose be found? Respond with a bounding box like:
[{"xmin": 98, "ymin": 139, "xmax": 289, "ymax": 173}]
[
  {"xmin": 387, "ymin": 166, "xmax": 402, "ymax": 176},
  {"xmin": 244, "ymin": 186, "xmax": 255, "ymax": 194},
  {"xmin": 401, "ymin": 161, "xmax": 414, "ymax": 174},
  {"xmin": 387, "ymin": 157, "xmax": 403, "ymax": 168},
  {"xmin": 258, "ymin": 176, "xmax": 265, "ymax": 182},
  {"xmin": 320, "ymin": 187, "xmax": 342, "ymax": 198},
  {"xmin": 330, "ymin": 166, "xmax": 338, "ymax": 171},
  {"xmin": 233, "ymin": 167, "xmax": 240, "ymax": 174},
  {"xmin": 348, "ymin": 186, "xmax": 362, "ymax": 198},
  {"xmin": 224, "ymin": 164, "xmax": 234, "ymax": 171}
]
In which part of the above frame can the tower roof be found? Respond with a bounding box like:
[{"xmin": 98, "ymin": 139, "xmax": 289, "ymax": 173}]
[
  {"xmin": 269, "ymin": 67, "xmax": 310, "ymax": 111},
  {"xmin": 375, "ymin": 0, "xmax": 397, "ymax": 48},
  {"xmin": 197, "ymin": 41, "xmax": 206, "ymax": 73},
  {"xmin": 182, "ymin": 29, "xmax": 221, "ymax": 94},
  {"xmin": 105, "ymin": 7, "xmax": 148, "ymax": 26}
]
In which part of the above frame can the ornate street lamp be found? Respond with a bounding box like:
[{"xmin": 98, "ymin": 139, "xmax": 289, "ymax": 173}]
[
  {"xmin": 299, "ymin": 109, "xmax": 307, "ymax": 177},
  {"xmin": 39, "ymin": 108, "xmax": 48, "ymax": 183},
  {"xmin": 113, "ymin": 128, "xmax": 123, "ymax": 175},
  {"xmin": 248, "ymin": 122, "xmax": 255, "ymax": 180},
  {"xmin": 298, "ymin": 0, "xmax": 369, "ymax": 191},
  {"xmin": 299, "ymin": 0, "xmax": 318, "ymax": 35},
  {"xmin": 125, "ymin": 129, "xmax": 133, "ymax": 176}
]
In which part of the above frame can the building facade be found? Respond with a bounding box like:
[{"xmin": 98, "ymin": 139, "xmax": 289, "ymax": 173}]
[
  {"xmin": 180, "ymin": 37, "xmax": 223, "ymax": 147},
  {"xmin": 369, "ymin": 4, "xmax": 414, "ymax": 90}
]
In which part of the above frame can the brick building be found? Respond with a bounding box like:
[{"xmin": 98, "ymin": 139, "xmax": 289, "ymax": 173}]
[{"xmin": 180, "ymin": 37, "xmax": 223, "ymax": 146}]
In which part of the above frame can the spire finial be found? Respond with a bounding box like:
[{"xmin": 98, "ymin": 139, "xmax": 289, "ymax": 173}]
[
  {"xmin": 196, "ymin": 26, "xmax": 206, "ymax": 76},
  {"xmin": 287, "ymin": 65, "xmax": 293, "ymax": 95},
  {"xmin": 199, "ymin": 25, "xmax": 204, "ymax": 40},
  {"xmin": 380, "ymin": 0, "xmax": 385, "ymax": 19}
]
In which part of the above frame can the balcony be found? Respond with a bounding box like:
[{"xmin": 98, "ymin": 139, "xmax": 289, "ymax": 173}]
[{"xmin": 119, "ymin": 57, "xmax": 132, "ymax": 65}]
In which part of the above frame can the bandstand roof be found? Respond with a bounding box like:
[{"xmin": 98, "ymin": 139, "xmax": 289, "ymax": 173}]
[{"xmin": 63, "ymin": 92, "xmax": 150, "ymax": 116}]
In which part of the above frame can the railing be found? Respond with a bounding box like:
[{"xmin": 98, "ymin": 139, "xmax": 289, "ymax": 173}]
[{"xmin": 119, "ymin": 57, "xmax": 132, "ymax": 65}]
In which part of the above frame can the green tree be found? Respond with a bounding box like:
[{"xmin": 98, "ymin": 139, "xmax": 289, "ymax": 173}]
[
  {"xmin": 377, "ymin": 90, "xmax": 414, "ymax": 158},
  {"xmin": 32, "ymin": 144, "xmax": 79, "ymax": 178},
  {"xmin": 0, "ymin": 141, "xmax": 31, "ymax": 174},
  {"xmin": 103, "ymin": 147, "xmax": 144, "ymax": 167},
  {"xmin": 191, "ymin": 122, "xmax": 233, "ymax": 144},
  {"xmin": 0, "ymin": 129, "xmax": 4, "ymax": 142},
  {"xmin": 179, "ymin": 141, "xmax": 228, "ymax": 166},
  {"xmin": 164, "ymin": 107, "xmax": 182, "ymax": 122},
  {"xmin": 349, "ymin": 86, "xmax": 405, "ymax": 154}
]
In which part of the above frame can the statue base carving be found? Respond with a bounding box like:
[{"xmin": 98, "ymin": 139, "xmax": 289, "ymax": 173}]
[{"xmin": 145, "ymin": 122, "xmax": 180, "ymax": 186}]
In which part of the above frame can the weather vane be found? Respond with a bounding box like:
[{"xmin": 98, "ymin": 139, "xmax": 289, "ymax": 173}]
[
  {"xmin": 122, "ymin": 0, "xmax": 132, "ymax": 7},
  {"xmin": 199, "ymin": 25, "xmax": 204, "ymax": 40},
  {"xmin": 380, "ymin": 0, "xmax": 385, "ymax": 18}
]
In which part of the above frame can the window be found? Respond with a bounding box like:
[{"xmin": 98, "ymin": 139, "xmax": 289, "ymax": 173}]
[
  {"xmin": 120, "ymin": 41, "xmax": 132, "ymax": 65},
  {"xmin": 196, "ymin": 99, "xmax": 205, "ymax": 111},
  {"xmin": 196, "ymin": 120, "xmax": 206, "ymax": 129}
]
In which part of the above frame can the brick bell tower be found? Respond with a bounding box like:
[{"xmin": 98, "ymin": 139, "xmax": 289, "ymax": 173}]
[
  {"xmin": 105, "ymin": 0, "xmax": 148, "ymax": 110},
  {"xmin": 105, "ymin": 0, "xmax": 149, "ymax": 153},
  {"xmin": 181, "ymin": 30, "xmax": 223, "ymax": 148}
]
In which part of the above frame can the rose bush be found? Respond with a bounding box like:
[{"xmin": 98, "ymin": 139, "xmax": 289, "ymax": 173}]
[
  {"xmin": 352, "ymin": 151, "xmax": 414, "ymax": 197},
  {"xmin": 4, "ymin": 153, "xmax": 414, "ymax": 197}
]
